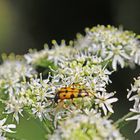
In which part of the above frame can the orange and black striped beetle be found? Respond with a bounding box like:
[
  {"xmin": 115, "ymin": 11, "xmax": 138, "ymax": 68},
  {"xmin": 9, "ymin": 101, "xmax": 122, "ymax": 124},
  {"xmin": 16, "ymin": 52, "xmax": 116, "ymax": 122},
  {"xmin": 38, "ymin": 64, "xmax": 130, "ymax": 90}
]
[{"xmin": 54, "ymin": 84, "xmax": 90, "ymax": 103}]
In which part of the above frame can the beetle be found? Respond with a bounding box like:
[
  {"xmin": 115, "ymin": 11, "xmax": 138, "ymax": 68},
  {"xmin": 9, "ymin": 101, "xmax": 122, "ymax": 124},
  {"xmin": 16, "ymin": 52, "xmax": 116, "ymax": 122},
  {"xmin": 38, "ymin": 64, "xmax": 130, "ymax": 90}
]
[{"xmin": 54, "ymin": 84, "xmax": 90, "ymax": 103}]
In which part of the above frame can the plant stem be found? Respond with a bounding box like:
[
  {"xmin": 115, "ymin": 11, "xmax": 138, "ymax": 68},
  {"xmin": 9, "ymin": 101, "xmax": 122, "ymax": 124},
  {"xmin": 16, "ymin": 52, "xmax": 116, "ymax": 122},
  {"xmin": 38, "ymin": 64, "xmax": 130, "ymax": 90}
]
[
  {"xmin": 114, "ymin": 112, "xmax": 134, "ymax": 129},
  {"xmin": 43, "ymin": 118, "xmax": 54, "ymax": 134}
]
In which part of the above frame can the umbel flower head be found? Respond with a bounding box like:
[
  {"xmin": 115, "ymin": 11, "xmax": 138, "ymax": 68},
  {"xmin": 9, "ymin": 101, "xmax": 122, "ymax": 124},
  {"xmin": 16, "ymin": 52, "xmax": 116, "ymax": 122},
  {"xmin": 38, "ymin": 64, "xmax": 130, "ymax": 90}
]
[
  {"xmin": 57, "ymin": 52, "xmax": 111, "ymax": 88},
  {"xmin": 0, "ymin": 54, "xmax": 117, "ymax": 126},
  {"xmin": 0, "ymin": 25, "xmax": 139, "ymax": 139},
  {"xmin": 52, "ymin": 52, "xmax": 117, "ymax": 116},
  {"xmin": 74, "ymin": 25, "xmax": 140, "ymax": 70},
  {"xmin": 2, "ymin": 74, "xmax": 55, "ymax": 123},
  {"xmin": 24, "ymin": 25, "xmax": 140, "ymax": 71},
  {"xmin": 50, "ymin": 109, "xmax": 125, "ymax": 140},
  {"xmin": 126, "ymin": 76, "xmax": 140, "ymax": 133},
  {"xmin": 0, "ymin": 55, "xmax": 36, "ymax": 96},
  {"xmin": 24, "ymin": 40, "xmax": 77, "ymax": 66},
  {"xmin": 0, "ymin": 55, "xmax": 36, "ymax": 123}
]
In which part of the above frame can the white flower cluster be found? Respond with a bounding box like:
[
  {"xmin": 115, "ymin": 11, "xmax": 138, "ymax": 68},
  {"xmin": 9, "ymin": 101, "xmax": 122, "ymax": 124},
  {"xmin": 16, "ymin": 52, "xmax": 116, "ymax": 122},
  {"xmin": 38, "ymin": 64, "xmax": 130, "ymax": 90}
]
[
  {"xmin": 75, "ymin": 25, "xmax": 140, "ymax": 70},
  {"xmin": 0, "ymin": 58, "xmax": 36, "ymax": 123},
  {"xmin": 24, "ymin": 26, "xmax": 140, "ymax": 71},
  {"xmin": 0, "ymin": 59, "xmax": 36, "ymax": 95},
  {"xmin": 50, "ymin": 110, "xmax": 125, "ymax": 140},
  {"xmin": 0, "ymin": 118, "xmax": 16, "ymax": 139},
  {"xmin": 0, "ymin": 53, "xmax": 118, "ymax": 128},
  {"xmin": 25, "ymin": 40, "xmax": 77, "ymax": 65},
  {"xmin": 2, "ymin": 75, "xmax": 55, "ymax": 123},
  {"xmin": 25, "ymin": 75, "xmax": 54, "ymax": 121},
  {"xmin": 0, "ymin": 25, "xmax": 140, "ymax": 139},
  {"xmin": 126, "ymin": 76, "xmax": 140, "ymax": 133},
  {"xmin": 56, "ymin": 53, "xmax": 118, "ymax": 115}
]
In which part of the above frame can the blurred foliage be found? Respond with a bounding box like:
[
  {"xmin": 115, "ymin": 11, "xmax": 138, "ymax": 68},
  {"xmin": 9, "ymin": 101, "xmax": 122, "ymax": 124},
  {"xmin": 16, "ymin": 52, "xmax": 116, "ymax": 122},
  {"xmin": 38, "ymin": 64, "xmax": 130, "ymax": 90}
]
[{"xmin": 9, "ymin": 114, "xmax": 46, "ymax": 140}]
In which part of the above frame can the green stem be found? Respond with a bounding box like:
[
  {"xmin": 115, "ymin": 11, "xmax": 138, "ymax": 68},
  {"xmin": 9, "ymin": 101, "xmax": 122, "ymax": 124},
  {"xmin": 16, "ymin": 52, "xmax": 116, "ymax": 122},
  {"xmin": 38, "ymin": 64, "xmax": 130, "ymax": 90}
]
[
  {"xmin": 43, "ymin": 118, "xmax": 54, "ymax": 134},
  {"xmin": 114, "ymin": 112, "xmax": 134, "ymax": 129}
]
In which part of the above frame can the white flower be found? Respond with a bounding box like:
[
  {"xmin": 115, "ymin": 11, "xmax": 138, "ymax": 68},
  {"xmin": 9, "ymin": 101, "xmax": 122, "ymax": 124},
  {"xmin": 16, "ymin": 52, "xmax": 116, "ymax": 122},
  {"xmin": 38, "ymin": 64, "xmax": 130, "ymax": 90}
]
[
  {"xmin": 28, "ymin": 76, "xmax": 54, "ymax": 101},
  {"xmin": 95, "ymin": 91, "xmax": 118, "ymax": 115},
  {"xmin": 91, "ymin": 65, "xmax": 112, "ymax": 85},
  {"xmin": 105, "ymin": 45, "xmax": 130, "ymax": 70},
  {"xmin": 5, "ymin": 96, "xmax": 24, "ymax": 123},
  {"xmin": 126, "ymin": 105, "xmax": 140, "ymax": 133},
  {"xmin": 130, "ymin": 43, "xmax": 140, "ymax": 65},
  {"xmin": 25, "ymin": 40, "xmax": 76, "ymax": 65},
  {"xmin": 127, "ymin": 76, "xmax": 140, "ymax": 108},
  {"xmin": 24, "ymin": 48, "xmax": 48, "ymax": 64},
  {"xmin": 126, "ymin": 76, "xmax": 140, "ymax": 133},
  {"xmin": 0, "ymin": 118, "xmax": 16, "ymax": 136},
  {"xmin": 0, "ymin": 60, "xmax": 36, "ymax": 95},
  {"xmin": 74, "ymin": 25, "xmax": 140, "ymax": 68},
  {"xmin": 0, "ymin": 60, "xmax": 35, "ymax": 80},
  {"xmin": 32, "ymin": 102, "xmax": 52, "ymax": 121},
  {"xmin": 19, "ymin": 76, "xmax": 55, "ymax": 121}
]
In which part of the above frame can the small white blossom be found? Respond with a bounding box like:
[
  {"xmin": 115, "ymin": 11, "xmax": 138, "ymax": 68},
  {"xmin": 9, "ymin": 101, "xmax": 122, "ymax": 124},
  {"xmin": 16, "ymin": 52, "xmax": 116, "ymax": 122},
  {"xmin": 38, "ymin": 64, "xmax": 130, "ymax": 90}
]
[
  {"xmin": 22, "ymin": 76, "xmax": 55, "ymax": 121},
  {"xmin": 127, "ymin": 76, "xmax": 140, "ymax": 108},
  {"xmin": 126, "ymin": 76, "xmax": 140, "ymax": 133},
  {"xmin": 0, "ymin": 60, "xmax": 35, "ymax": 80},
  {"xmin": 5, "ymin": 96, "xmax": 24, "ymax": 123},
  {"xmin": 130, "ymin": 43, "xmax": 140, "ymax": 65},
  {"xmin": 126, "ymin": 105, "xmax": 140, "ymax": 133},
  {"xmin": 24, "ymin": 48, "xmax": 48, "ymax": 64},
  {"xmin": 32, "ymin": 102, "xmax": 52, "ymax": 121},
  {"xmin": 105, "ymin": 45, "xmax": 130, "ymax": 70},
  {"xmin": 0, "ymin": 118, "xmax": 16, "ymax": 136},
  {"xmin": 95, "ymin": 91, "xmax": 118, "ymax": 115}
]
